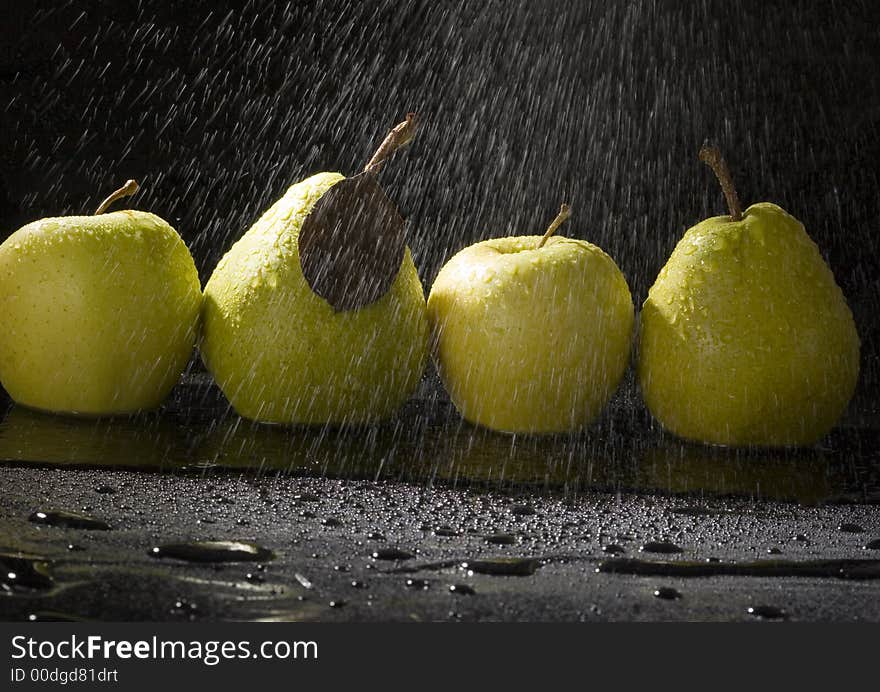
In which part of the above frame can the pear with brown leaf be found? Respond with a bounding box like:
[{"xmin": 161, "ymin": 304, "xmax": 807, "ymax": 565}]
[{"xmin": 201, "ymin": 114, "xmax": 428, "ymax": 424}]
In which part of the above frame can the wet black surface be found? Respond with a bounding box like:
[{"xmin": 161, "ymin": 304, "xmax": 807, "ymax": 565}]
[
  {"xmin": 0, "ymin": 376, "xmax": 878, "ymax": 622},
  {"xmin": 0, "ymin": 1, "xmax": 878, "ymax": 624}
]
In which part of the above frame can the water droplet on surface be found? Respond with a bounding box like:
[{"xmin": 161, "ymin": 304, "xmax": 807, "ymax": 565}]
[
  {"xmin": 449, "ymin": 583, "xmax": 476, "ymax": 595},
  {"xmin": 94, "ymin": 485, "xmax": 116, "ymax": 494},
  {"xmin": 149, "ymin": 541, "xmax": 274, "ymax": 563},
  {"xmin": 748, "ymin": 605, "xmax": 786, "ymax": 620},
  {"xmin": 653, "ymin": 587, "xmax": 682, "ymax": 600},
  {"xmin": 602, "ymin": 544, "xmax": 626, "ymax": 555},
  {"xmin": 171, "ymin": 598, "xmax": 199, "ymax": 619},
  {"xmin": 294, "ymin": 573, "xmax": 313, "ymax": 590},
  {"xmin": 29, "ymin": 510, "xmax": 110, "ymax": 530},
  {"xmin": 597, "ymin": 557, "xmax": 880, "ymax": 579},
  {"xmin": 671, "ymin": 506, "xmax": 719, "ymax": 516},
  {"xmin": 863, "ymin": 539, "xmax": 880, "ymax": 550},
  {"xmin": 1, "ymin": 554, "xmax": 53, "ymax": 590},
  {"xmin": 27, "ymin": 611, "xmax": 85, "ymax": 622},
  {"xmin": 405, "ymin": 578, "xmax": 430, "ymax": 590},
  {"xmin": 371, "ymin": 548, "xmax": 415, "ymax": 561},
  {"xmin": 464, "ymin": 557, "xmax": 541, "ymax": 576},
  {"xmin": 838, "ymin": 523, "xmax": 864, "ymax": 533},
  {"xmin": 640, "ymin": 541, "xmax": 683, "ymax": 554},
  {"xmin": 434, "ymin": 526, "xmax": 459, "ymax": 537},
  {"xmin": 485, "ymin": 533, "xmax": 517, "ymax": 545}
]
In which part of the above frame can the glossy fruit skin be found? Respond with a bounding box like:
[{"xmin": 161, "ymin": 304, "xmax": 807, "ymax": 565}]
[
  {"xmin": 0, "ymin": 211, "xmax": 201, "ymax": 415},
  {"xmin": 639, "ymin": 202, "xmax": 860, "ymax": 447},
  {"xmin": 427, "ymin": 235, "xmax": 634, "ymax": 433},
  {"xmin": 201, "ymin": 172, "xmax": 428, "ymax": 424}
]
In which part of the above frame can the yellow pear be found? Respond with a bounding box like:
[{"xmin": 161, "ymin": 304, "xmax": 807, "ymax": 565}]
[
  {"xmin": 201, "ymin": 115, "xmax": 428, "ymax": 424},
  {"xmin": 639, "ymin": 146, "xmax": 860, "ymax": 446}
]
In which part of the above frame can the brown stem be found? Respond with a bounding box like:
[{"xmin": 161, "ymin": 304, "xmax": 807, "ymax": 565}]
[
  {"xmin": 94, "ymin": 179, "xmax": 140, "ymax": 215},
  {"xmin": 364, "ymin": 113, "xmax": 419, "ymax": 174},
  {"xmin": 698, "ymin": 144, "xmax": 742, "ymax": 221},
  {"xmin": 537, "ymin": 203, "xmax": 572, "ymax": 248}
]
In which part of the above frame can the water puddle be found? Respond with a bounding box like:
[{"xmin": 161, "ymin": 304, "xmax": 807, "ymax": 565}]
[
  {"xmin": 149, "ymin": 540, "xmax": 274, "ymax": 563},
  {"xmin": 29, "ymin": 510, "xmax": 111, "ymax": 531},
  {"xmin": 597, "ymin": 557, "xmax": 880, "ymax": 580}
]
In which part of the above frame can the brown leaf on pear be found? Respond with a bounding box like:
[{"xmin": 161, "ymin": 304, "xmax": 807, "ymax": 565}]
[
  {"xmin": 298, "ymin": 172, "xmax": 406, "ymax": 312},
  {"xmin": 298, "ymin": 113, "xmax": 418, "ymax": 313}
]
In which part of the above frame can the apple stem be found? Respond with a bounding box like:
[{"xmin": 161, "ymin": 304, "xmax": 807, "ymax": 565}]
[
  {"xmin": 537, "ymin": 203, "xmax": 572, "ymax": 248},
  {"xmin": 364, "ymin": 113, "xmax": 419, "ymax": 174},
  {"xmin": 94, "ymin": 179, "xmax": 140, "ymax": 215},
  {"xmin": 698, "ymin": 144, "xmax": 742, "ymax": 221}
]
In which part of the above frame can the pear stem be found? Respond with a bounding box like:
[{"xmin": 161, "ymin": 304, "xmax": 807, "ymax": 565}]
[
  {"xmin": 94, "ymin": 179, "xmax": 140, "ymax": 215},
  {"xmin": 698, "ymin": 145, "xmax": 742, "ymax": 221},
  {"xmin": 364, "ymin": 113, "xmax": 419, "ymax": 174},
  {"xmin": 537, "ymin": 203, "xmax": 572, "ymax": 248}
]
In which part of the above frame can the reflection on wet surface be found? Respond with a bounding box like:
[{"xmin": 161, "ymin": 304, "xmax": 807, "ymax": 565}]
[{"xmin": 0, "ymin": 374, "xmax": 877, "ymax": 504}]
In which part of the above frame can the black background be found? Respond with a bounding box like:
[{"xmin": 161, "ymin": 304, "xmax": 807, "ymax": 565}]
[{"xmin": 1, "ymin": 0, "xmax": 878, "ymax": 406}]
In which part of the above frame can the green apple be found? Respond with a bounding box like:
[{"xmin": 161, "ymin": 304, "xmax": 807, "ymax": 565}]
[
  {"xmin": 201, "ymin": 116, "xmax": 428, "ymax": 424},
  {"xmin": 638, "ymin": 145, "xmax": 860, "ymax": 447},
  {"xmin": 427, "ymin": 205, "xmax": 634, "ymax": 433},
  {"xmin": 0, "ymin": 180, "xmax": 202, "ymax": 415}
]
